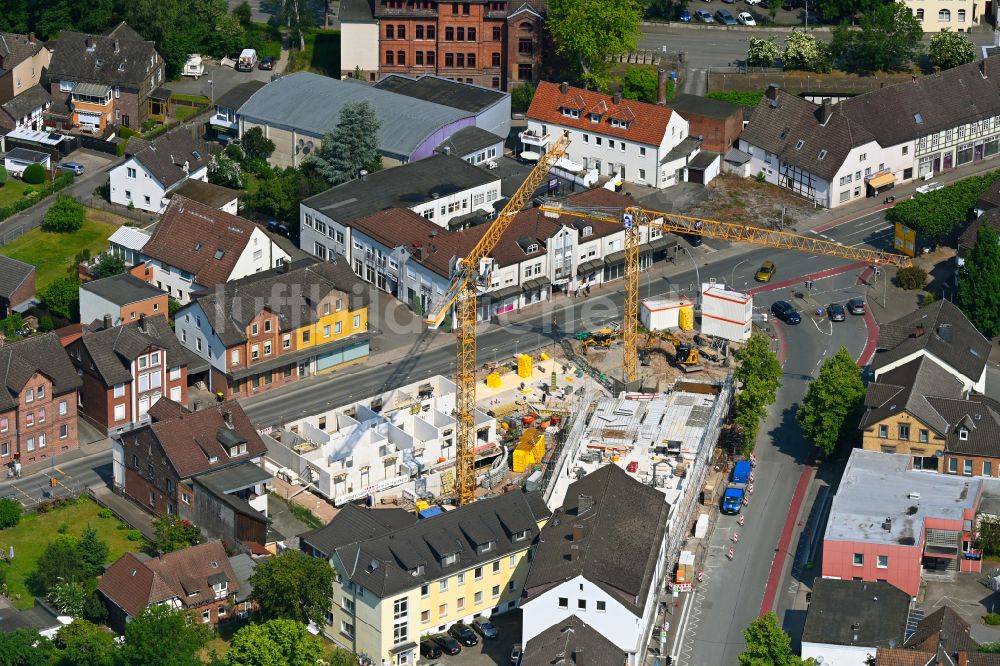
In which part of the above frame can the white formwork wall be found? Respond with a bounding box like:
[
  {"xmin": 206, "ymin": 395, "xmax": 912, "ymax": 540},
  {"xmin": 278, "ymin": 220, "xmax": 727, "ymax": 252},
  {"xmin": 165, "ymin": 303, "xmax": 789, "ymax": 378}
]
[{"xmin": 701, "ymin": 283, "xmax": 752, "ymax": 342}]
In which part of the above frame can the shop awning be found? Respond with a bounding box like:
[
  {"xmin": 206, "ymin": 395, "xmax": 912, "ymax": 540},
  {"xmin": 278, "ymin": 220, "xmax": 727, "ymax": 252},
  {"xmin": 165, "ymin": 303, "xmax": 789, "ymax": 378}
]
[
  {"xmin": 577, "ymin": 258, "xmax": 604, "ymax": 275},
  {"xmin": 649, "ymin": 236, "xmax": 676, "ymax": 251},
  {"xmin": 522, "ymin": 277, "xmax": 551, "ymax": 291},
  {"xmin": 605, "ymin": 250, "xmax": 626, "ymax": 265},
  {"xmin": 867, "ymin": 172, "xmax": 896, "ymax": 189},
  {"xmin": 486, "ymin": 285, "xmax": 522, "ymax": 301}
]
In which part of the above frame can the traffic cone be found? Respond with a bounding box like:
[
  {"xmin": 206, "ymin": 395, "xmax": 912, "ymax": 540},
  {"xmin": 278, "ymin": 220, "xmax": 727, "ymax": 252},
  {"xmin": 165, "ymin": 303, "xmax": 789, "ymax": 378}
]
[
  {"xmin": 738, "ymin": 514, "xmax": 745, "ymax": 527},
  {"xmin": 732, "ymin": 532, "xmax": 739, "ymax": 543},
  {"xmin": 748, "ymin": 483, "xmax": 754, "ymax": 495},
  {"xmin": 750, "ymin": 453, "xmax": 756, "ymax": 466},
  {"xmin": 749, "ymin": 471, "xmax": 755, "ymax": 483},
  {"xmin": 728, "ymin": 546, "xmax": 734, "ymax": 560},
  {"xmin": 697, "ymin": 569, "xmax": 704, "ymax": 582},
  {"xmin": 743, "ymin": 495, "xmax": 750, "ymax": 506}
]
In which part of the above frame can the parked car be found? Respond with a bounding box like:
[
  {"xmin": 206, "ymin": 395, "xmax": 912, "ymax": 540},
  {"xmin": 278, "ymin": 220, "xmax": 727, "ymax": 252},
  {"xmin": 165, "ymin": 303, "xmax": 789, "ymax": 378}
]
[
  {"xmin": 420, "ymin": 640, "xmax": 443, "ymax": 659},
  {"xmin": 695, "ymin": 8, "xmax": 714, "ymax": 22},
  {"xmin": 715, "ymin": 8, "xmax": 738, "ymax": 23},
  {"xmin": 722, "ymin": 0, "xmax": 736, "ymax": 3},
  {"xmin": 771, "ymin": 300, "xmax": 802, "ymax": 325},
  {"xmin": 758, "ymin": 0, "xmax": 770, "ymax": 6},
  {"xmin": 745, "ymin": 0, "xmax": 762, "ymax": 4},
  {"xmin": 754, "ymin": 260, "xmax": 776, "ymax": 282},
  {"xmin": 737, "ymin": 11, "xmax": 757, "ymax": 24},
  {"xmin": 511, "ymin": 644, "xmax": 523, "ymax": 666},
  {"xmin": 827, "ymin": 303, "xmax": 846, "ymax": 322},
  {"xmin": 56, "ymin": 161, "xmax": 85, "ymax": 175},
  {"xmin": 847, "ymin": 298, "xmax": 866, "ymax": 315},
  {"xmin": 915, "ymin": 181, "xmax": 944, "ymax": 195},
  {"xmin": 258, "ymin": 55, "xmax": 274, "ymax": 70},
  {"xmin": 472, "ymin": 616, "xmax": 498, "ymax": 639},
  {"xmin": 678, "ymin": 8, "xmax": 692, "ymax": 20},
  {"xmin": 680, "ymin": 231, "xmax": 704, "ymax": 247},
  {"xmin": 431, "ymin": 634, "xmax": 462, "ymax": 655},
  {"xmin": 449, "ymin": 622, "xmax": 479, "ymax": 647}
]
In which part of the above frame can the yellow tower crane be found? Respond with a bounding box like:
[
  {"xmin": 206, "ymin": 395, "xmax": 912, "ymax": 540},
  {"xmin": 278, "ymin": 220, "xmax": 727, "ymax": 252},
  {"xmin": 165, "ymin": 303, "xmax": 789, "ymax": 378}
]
[
  {"xmin": 423, "ymin": 131, "xmax": 572, "ymax": 506},
  {"xmin": 540, "ymin": 204, "xmax": 913, "ymax": 382}
]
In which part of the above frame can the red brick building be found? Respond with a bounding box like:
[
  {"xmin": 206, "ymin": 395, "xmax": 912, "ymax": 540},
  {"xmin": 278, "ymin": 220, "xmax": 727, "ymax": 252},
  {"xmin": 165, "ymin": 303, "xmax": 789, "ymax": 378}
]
[
  {"xmin": 0, "ymin": 332, "xmax": 81, "ymax": 466},
  {"xmin": 98, "ymin": 540, "xmax": 248, "ymax": 633},
  {"xmin": 66, "ymin": 314, "xmax": 187, "ymax": 436},
  {"xmin": 114, "ymin": 400, "xmax": 271, "ymax": 548},
  {"xmin": 667, "ymin": 93, "xmax": 744, "ymax": 154},
  {"xmin": 341, "ymin": 0, "xmax": 545, "ymax": 90},
  {"xmin": 0, "ymin": 255, "xmax": 35, "ymax": 319}
]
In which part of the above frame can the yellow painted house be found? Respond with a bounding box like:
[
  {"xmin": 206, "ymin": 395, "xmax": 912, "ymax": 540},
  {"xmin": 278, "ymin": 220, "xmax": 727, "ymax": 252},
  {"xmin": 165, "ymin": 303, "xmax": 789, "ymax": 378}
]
[{"xmin": 300, "ymin": 492, "xmax": 551, "ymax": 666}]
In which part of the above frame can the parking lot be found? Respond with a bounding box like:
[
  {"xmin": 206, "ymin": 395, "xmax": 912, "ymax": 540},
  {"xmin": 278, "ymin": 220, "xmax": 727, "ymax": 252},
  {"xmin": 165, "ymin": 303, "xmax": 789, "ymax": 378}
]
[{"xmin": 420, "ymin": 612, "xmax": 520, "ymax": 666}]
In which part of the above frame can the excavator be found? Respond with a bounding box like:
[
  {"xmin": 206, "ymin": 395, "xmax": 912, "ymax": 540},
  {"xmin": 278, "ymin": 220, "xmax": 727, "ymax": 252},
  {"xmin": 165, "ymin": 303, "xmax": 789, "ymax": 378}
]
[{"xmin": 643, "ymin": 330, "xmax": 702, "ymax": 372}]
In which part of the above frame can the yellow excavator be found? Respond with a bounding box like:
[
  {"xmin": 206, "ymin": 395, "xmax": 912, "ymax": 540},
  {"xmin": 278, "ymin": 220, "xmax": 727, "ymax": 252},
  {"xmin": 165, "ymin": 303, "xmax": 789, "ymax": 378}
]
[{"xmin": 644, "ymin": 330, "xmax": 702, "ymax": 372}]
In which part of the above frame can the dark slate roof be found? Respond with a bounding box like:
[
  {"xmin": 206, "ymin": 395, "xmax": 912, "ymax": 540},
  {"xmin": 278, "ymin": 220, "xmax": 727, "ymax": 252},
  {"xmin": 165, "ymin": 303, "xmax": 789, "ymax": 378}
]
[
  {"xmin": 172, "ymin": 179, "xmax": 241, "ymax": 210},
  {"xmin": 740, "ymin": 90, "xmax": 875, "ymax": 182},
  {"xmin": 903, "ymin": 606, "xmax": 977, "ymax": 653},
  {"xmin": 4, "ymin": 147, "xmax": 49, "ymax": 164},
  {"xmin": 859, "ymin": 356, "xmax": 966, "ymax": 436},
  {"xmin": 668, "ymin": 92, "xmax": 743, "ymax": 120},
  {"xmin": 0, "ymin": 602, "xmax": 63, "ymax": 633},
  {"xmin": 928, "ymin": 394, "xmax": 1000, "ymax": 458},
  {"xmin": 840, "ymin": 55, "xmax": 1000, "ymax": 149},
  {"xmin": 124, "ymin": 127, "xmax": 209, "ymax": 189},
  {"xmin": 333, "ymin": 490, "xmax": 550, "ymax": 598},
  {"xmin": 801, "ymin": 579, "xmax": 911, "ymax": 648},
  {"xmin": 523, "ymin": 615, "xmax": 626, "ymax": 666},
  {"xmin": 689, "ymin": 150, "xmax": 720, "ymax": 170},
  {"xmin": 189, "ymin": 257, "xmax": 368, "ymax": 347},
  {"xmin": 0, "ymin": 85, "xmax": 51, "ymax": 122},
  {"xmin": 435, "ymin": 126, "xmax": 504, "ymax": 158},
  {"xmin": 48, "ymin": 22, "xmax": 160, "ymax": 88},
  {"xmin": 76, "ymin": 314, "xmax": 186, "ymax": 386},
  {"xmin": 374, "ymin": 74, "xmax": 508, "ymax": 114},
  {"xmin": 0, "ymin": 332, "xmax": 81, "ymax": 411},
  {"xmin": 873, "ymin": 300, "xmax": 990, "ymax": 384},
  {"xmin": 976, "ymin": 176, "xmax": 1000, "ymax": 211},
  {"xmin": 121, "ymin": 400, "xmax": 267, "ymax": 479},
  {"xmin": 0, "ymin": 32, "xmax": 45, "ymax": 70},
  {"xmin": 300, "ymin": 504, "xmax": 417, "ymax": 557},
  {"xmin": 523, "ymin": 464, "xmax": 669, "ymax": 617},
  {"xmin": 959, "ymin": 210, "xmax": 1000, "ymax": 252},
  {"xmin": 80, "ymin": 273, "xmax": 163, "ymax": 306},
  {"xmin": 214, "ymin": 80, "xmax": 266, "ymax": 111},
  {"xmin": 339, "ymin": 0, "xmax": 376, "ymax": 22},
  {"xmin": 0, "ymin": 255, "xmax": 34, "ymax": 298},
  {"xmin": 302, "ymin": 153, "xmax": 498, "ymax": 224}
]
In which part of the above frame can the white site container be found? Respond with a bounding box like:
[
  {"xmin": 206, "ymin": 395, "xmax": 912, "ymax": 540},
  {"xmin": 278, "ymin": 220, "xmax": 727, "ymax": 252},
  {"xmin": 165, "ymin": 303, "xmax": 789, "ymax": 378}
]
[
  {"xmin": 701, "ymin": 283, "xmax": 752, "ymax": 342},
  {"xmin": 640, "ymin": 297, "xmax": 694, "ymax": 331},
  {"xmin": 694, "ymin": 513, "xmax": 710, "ymax": 539}
]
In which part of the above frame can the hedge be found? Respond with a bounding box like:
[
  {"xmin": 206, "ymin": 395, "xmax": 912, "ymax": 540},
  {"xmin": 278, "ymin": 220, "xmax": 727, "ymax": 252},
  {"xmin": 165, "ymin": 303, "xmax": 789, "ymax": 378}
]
[
  {"xmin": 886, "ymin": 169, "xmax": 1000, "ymax": 242},
  {"xmin": 21, "ymin": 163, "xmax": 45, "ymax": 184},
  {"xmin": 0, "ymin": 172, "xmax": 74, "ymax": 223}
]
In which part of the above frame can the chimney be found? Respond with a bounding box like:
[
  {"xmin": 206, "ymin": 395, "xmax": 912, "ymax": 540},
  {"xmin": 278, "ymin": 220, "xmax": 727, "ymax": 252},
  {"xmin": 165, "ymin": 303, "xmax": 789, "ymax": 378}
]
[
  {"xmin": 995, "ymin": 29, "xmax": 1000, "ymax": 48},
  {"xmin": 572, "ymin": 524, "xmax": 585, "ymax": 541},
  {"xmin": 559, "ymin": 81, "xmax": 569, "ymax": 94},
  {"xmin": 443, "ymin": 146, "xmax": 451, "ymax": 155},
  {"xmin": 915, "ymin": 324, "xmax": 925, "ymax": 337},
  {"xmin": 113, "ymin": 39, "xmax": 119, "ymax": 54},
  {"xmin": 574, "ymin": 648, "xmax": 585, "ymax": 665},
  {"xmin": 657, "ymin": 69, "xmax": 668, "ymax": 105},
  {"xmin": 360, "ymin": 170, "xmax": 368, "ymax": 181},
  {"xmin": 612, "ymin": 92, "xmax": 622, "ymax": 105},
  {"xmin": 958, "ymin": 651, "xmax": 969, "ymax": 666},
  {"xmin": 28, "ymin": 32, "xmax": 35, "ymax": 44},
  {"xmin": 103, "ymin": 314, "xmax": 112, "ymax": 330},
  {"xmin": 569, "ymin": 544, "xmax": 580, "ymax": 561},
  {"xmin": 85, "ymin": 36, "xmax": 94, "ymax": 50},
  {"xmin": 182, "ymin": 160, "xmax": 189, "ymax": 173},
  {"xmin": 766, "ymin": 83, "xmax": 779, "ymax": 100},
  {"xmin": 882, "ymin": 517, "xmax": 893, "ymax": 531},
  {"xmin": 577, "ymin": 494, "xmax": 593, "ymax": 515},
  {"xmin": 981, "ymin": 58, "xmax": 989, "ymax": 79},
  {"xmin": 912, "ymin": 75, "xmax": 917, "ymax": 83},
  {"xmin": 223, "ymin": 410, "xmax": 234, "ymax": 428},
  {"xmin": 820, "ymin": 98, "xmax": 833, "ymax": 125},
  {"xmin": 138, "ymin": 313, "xmax": 146, "ymax": 331}
]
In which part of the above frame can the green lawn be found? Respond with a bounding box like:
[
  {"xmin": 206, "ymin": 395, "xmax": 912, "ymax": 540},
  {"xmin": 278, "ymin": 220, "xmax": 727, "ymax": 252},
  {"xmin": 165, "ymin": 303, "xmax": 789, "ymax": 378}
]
[
  {"xmin": 0, "ymin": 179, "xmax": 43, "ymax": 208},
  {"xmin": 0, "ymin": 210, "xmax": 118, "ymax": 291},
  {"xmin": 0, "ymin": 497, "xmax": 141, "ymax": 609}
]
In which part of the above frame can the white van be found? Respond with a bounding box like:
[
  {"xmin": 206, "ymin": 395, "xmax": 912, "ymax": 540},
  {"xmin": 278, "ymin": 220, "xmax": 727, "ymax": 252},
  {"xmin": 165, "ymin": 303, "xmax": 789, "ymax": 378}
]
[{"xmin": 236, "ymin": 48, "xmax": 258, "ymax": 72}]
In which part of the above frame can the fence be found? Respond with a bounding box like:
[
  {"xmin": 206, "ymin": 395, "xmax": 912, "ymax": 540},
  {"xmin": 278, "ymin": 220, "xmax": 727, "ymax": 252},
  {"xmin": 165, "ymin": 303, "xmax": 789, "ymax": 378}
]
[
  {"xmin": 707, "ymin": 68, "xmax": 917, "ymax": 95},
  {"xmin": 541, "ymin": 389, "xmax": 598, "ymax": 506},
  {"xmin": 77, "ymin": 134, "xmax": 119, "ymax": 155}
]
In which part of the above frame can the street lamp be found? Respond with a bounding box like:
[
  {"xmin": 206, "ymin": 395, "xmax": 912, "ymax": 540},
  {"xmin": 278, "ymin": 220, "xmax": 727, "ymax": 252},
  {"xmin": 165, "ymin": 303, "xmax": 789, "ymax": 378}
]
[
  {"xmin": 679, "ymin": 246, "xmax": 701, "ymax": 307},
  {"xmin": 207, "ymin": 78, "xmax": 214, "ymax": 106},
  {"xmin": 731, "ymin": 259, "xmax": 749, "ymax": 289}
]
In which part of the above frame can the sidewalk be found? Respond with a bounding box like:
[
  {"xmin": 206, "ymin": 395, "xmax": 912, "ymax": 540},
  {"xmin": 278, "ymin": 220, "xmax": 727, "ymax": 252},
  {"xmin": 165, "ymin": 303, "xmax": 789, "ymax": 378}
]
[{"xmin": 7, "ymin": 436, "xmax": 113, "ymax": 480}]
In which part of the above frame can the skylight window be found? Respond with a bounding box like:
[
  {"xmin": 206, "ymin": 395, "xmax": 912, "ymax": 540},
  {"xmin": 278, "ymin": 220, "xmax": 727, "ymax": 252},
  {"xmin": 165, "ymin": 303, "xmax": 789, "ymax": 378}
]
[
  {"xmin": 192, "ymin": 150, "xmax": 201, "ymax": 160},
  {"xmin": 795, "ymin": 140, "xmax": 805, "ymax": 150},
  {"xmin": 914, "ymin": 113, "xmax": 924, "ymax": 124},
  {"xmin": 195, "ymin": 243, "xmax": 203, "ymax": 252},
  {"xmin": 214, "ymin": 249, "xmax": 225, "ymax": 259},
  {"xmin": 818, "ymin": 150, "xmax": 827, "ymax": 160}
]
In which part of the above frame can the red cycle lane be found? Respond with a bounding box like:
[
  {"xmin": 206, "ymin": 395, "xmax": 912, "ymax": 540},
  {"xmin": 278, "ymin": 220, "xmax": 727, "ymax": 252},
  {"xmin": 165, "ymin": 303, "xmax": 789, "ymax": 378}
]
[{"xmin": 759, "ymin": 464, "xmax": 815, "ymax": 616}]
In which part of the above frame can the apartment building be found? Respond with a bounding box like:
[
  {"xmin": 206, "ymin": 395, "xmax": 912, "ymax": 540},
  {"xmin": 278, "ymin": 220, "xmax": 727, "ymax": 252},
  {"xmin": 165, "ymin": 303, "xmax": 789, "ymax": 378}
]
[
  {"xmin": 0, "ymin": 32, "xmax": 51, "ymax": 132},
  {"xmin": 78, "ymin": 272, "xmax": 168, "ymax": 328},
  {"xmin": 46, "ymin": 22, "xmax": 165, "ymax": 133},
  {"xmin": 140, "ymin": 196, "xmax": 290, "ymax": 304},
  {"xmin": 525, "ymin": 81, "xmax": 697, "ymax": 188},
  {"xmin": 904, "ymin": 0, "xmax": 978, "ymax": 31},
  {"xmin": 173, "ymin": 258, "xmax": 369, "ymax": 398},
  {"xmin": 339, "ymin": 0, "xmax": 545, "ymax": 90},
  {"xmin": 66, "ymin": 314, "xmax": 187, "ymax": 435},
  {"xmin": 0, "ymin": 333, "xmax": 81, "ymax": 466},
  {"xmin": 300, "ymin": 490, "xmax": 551, "ymax": 665},
  {"xmin": 108, "ymin": 126, "xmax": 209, "ymax": 213}
]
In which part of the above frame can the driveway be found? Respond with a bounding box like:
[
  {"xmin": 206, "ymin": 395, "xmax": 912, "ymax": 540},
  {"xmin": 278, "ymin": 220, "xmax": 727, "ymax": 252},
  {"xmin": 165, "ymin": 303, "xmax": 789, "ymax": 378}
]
[
  {"xmin": 167, "ymin": 57, "xmax": 283, "ymax": 104},
  {"xmin": 420, "ymin": 611, "xmax": 520, "ymax": 666}
]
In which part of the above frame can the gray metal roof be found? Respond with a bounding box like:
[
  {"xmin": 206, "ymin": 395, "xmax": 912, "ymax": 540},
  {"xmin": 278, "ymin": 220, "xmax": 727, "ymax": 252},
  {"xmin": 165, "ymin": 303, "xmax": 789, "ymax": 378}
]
[
  {"xmin": 238, "ymin": 72, "xmax": 473, "ymax": 160},
  {"xmin": 375, "ymin": 74, "xmax": 508, "ymax": 114},
  {"xmin": 801, "ymin": 579, "xmax": 911, "ymax": 648},
  {"xmin": 74, "ymin": 82, "xmax": 112, "ymax": 98},
  {"xmin": 4, "ymin": 147, "xmax": 49, "ymax": 163},
  {"xmin": 80, "ymin": 273, "xmax": 162, "ymax": 306},
  {"xmin": 435, "ymin": 126, "xmax": 504, "ymax": 158}
]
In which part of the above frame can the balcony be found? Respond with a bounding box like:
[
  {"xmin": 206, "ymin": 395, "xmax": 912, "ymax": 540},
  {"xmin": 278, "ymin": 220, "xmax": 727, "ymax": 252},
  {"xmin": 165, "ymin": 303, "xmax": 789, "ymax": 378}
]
[{"xmin": 519, "ymin": 129, "xmax": 551, "ymax": 149}]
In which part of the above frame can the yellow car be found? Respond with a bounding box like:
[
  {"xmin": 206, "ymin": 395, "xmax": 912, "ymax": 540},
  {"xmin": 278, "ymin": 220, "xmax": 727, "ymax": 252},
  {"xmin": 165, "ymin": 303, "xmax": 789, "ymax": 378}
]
[{"xmin": 754, "ymin": 261, "xmax": 777, "ymax": 282}]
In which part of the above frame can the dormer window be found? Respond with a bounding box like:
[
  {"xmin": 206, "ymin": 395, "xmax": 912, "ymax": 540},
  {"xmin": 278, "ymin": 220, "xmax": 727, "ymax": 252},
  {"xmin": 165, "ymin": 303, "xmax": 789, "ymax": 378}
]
[
  {"xmin": 229, "ymin": 443, "xmax": 247, "ymax": 457},
  {"xmin": 959, "ymin": 428, "xmax": 969, "ymax": 441},
  {"xmin": 441, "ymin": 553, "xmax": 458, "ymax": 566},
  {"xmin": 410, "ymin": 564, "xmax": 425, "ymax": 576},
  {"xmin": 513, "ymin": 529, "xmax": 528, "ymax": 541},
  {"xmin": 610, "ymin": 118, "xmax": 629, "ymax": 128},
  {"xmin": 582, "ymin": 226, "xmax": 592, "ymax": 237},
  {"xmin": 478, "ymin": 540, "xmax": 494, "ymax": 554},
  {"xmin": 208, "ymin": 455, "xmax": 218, "ymax": 464},
  {"xmin": 526, "ymin": 243, "xmax": 538, "ymax": 253},
  {"xmin": 118, "ymin": 63, "xmax": 125, "ymax": 71},
  {"xmin": 561, "ymin": 107, "xmax": 580, "ymax": 119},
  {"xmin": 590, "ymin": 113, "xmax": 601, "ymax": 123}
]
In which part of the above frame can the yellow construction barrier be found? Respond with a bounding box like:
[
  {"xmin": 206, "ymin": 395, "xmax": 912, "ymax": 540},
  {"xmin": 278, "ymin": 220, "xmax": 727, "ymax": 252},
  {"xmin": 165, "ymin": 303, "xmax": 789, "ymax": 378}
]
[
  {"xmin": 679, "ymin": 306, "xmax": 695, "ymax": 331},
  {"xmin": 512, "ymin": 428, "xmax": 546, "ymax": 473},
  {"xmin": 517, "ymin": 354, "xmax": 533, "ymax": 378},
  {"xmin": 539, "ymin": 352, "xmax": 550, "ymax": 361},
  {"xmin": 415, "ymin": 500, "xmax": 431, "ymax": 513},
  {"xmin": 486, "ymin": 372, "xmax": 502, "ymax": 388}
]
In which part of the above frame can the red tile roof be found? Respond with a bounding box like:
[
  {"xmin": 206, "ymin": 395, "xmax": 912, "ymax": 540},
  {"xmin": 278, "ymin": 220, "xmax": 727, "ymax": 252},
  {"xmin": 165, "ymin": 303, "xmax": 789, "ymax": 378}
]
[
  {"xmin": 527, "ymin": 81, "xmax": 673, "ymax": 146},
  {"xmin": 142, "ymin": 196, "xmax": 259, "ymax": 288}
]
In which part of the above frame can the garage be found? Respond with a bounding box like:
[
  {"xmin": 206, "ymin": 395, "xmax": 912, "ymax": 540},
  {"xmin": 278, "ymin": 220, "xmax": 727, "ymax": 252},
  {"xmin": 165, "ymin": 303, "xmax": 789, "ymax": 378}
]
[
  {"xmin": 687, "ymin": 151, "xmax": 721, "ymax": 185},
  {"xmin": 3, "ymin": 147, "xmax": 50, "ymax": 177}
]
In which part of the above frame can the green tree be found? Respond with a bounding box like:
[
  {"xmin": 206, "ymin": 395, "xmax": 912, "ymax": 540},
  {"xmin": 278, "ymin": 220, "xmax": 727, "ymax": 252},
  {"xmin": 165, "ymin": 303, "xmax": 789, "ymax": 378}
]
[
  {"xmin": 241, "ymin": 126, "xmax": 276, "ymax": 162},
  {"xmin": 208, "ymin": 152, "xmax": 246, "ymax": 189},
  {"xmin": 209, "ymin": 13, "xmax": 246, "ymax": 58},
  {"xmin": 28, "ymin": 536, "xmax": 86, "ymax": 595},
  {"xmin": 309, "ymin": 101, "xmax": 383, "ymax": 186},
  {"xmin": 42, "ymin": 276, "xmax": 80, "ymax": 321},
  {"xmin": 89, "ymin": 254, "xmax": 127, "ymax": 280},
  {"xmin": 547, "ymin": 0, "xmax": 642, "ymax": 89},
  {"xmin": 620, "ymin": 66, "xmax": 659, "ymax": 103},
  {"xmin": 797, "ymin": 347, "xmax": 865, "ymax": 458},
  {"xmin": 43, "ymin": 196, "xmax": 86, "ymax": 233},
  {"xmin": 225, "ymin": 619, "xmax": 324, "ymax": 666},
  {"xmin": 0, "ymin": 629, "xmax": 57, "ymax": 666},
  {"xmin": 121, "ymin": 605, "xmax": 212, "ymax": 666},
  {"xmin": 1, "ymin": 314, "xmax": 26, "ymax": 340},
  {"xmin": 0, "ymin": 497, "xmax": 22, "ymax": 528},
  {"xmin": 249, "ymin": 550, "xmax": 334, "ymax": 626},
  {"xmin": 511, "ymin": 83, "xmax": 536, "ymax": 112},
  {"xmin": 782, "ymin": 30, "xmax": 831, "ymax": 73},
  {"xmin": 732, "ymin": 333, "xmax": 783, "ymax": 452},
  {"xmin": 929, "ymin": 28, "xmax": 976, "ymax": 71},
  {"xmin": 958, "ymin": 224, "xmax": 1000, "ymax": 337},
  {"xmin": 152, "ymin": 514, "xmax": 201, "ymax": 554},
  {"xmin": 0, "ymin": 164, "xmax": 7, "ymax": 186},
  {"xmin": 894, "ymin": 266, "xmax": 928, "ymax": 290},
  {"xmin": 831, "ymin": 1, "xmax": 922, "ymax": 72},
  {"xmin": 21, "ymin": 163, "xmax": 45, "ymax": 185},
  {"xmin": 49, "ymin": 579, "xmax": 87, "ymax": 616},
  {"xmin": 233, "ymin": 0, "xmax": 253, "ymax": 27},
  {"xmin": 739, "ymin": 612, "xmax": 804, "ymax": 666},
  {"xmin": 747, "ymin": 37, "xmax": 779, "ymax": 68},
  {"xmin": 76, "ymin": 526, "xmax": 110, "ymax": 578},
  {"xmin": 819, "ymin": 0, "xmax": 884, "ymax": 23},
  {"xmin": 55, "ymin": 620, "xmax": 119, "ymax": 666}
]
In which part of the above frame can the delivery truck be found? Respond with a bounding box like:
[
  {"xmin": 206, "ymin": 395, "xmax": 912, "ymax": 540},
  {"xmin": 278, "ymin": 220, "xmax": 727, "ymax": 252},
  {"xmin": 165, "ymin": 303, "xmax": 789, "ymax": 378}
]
[{"xmin": 721, "ymin": 460, "xmax": 751, "ymax": 515}]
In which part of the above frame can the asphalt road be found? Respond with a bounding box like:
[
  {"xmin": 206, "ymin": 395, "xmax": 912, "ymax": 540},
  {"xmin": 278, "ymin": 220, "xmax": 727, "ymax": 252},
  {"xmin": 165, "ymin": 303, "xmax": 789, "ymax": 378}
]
[{"xmin": 0, "ymin": 451, "xmax": 113, "ymax": 506}]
